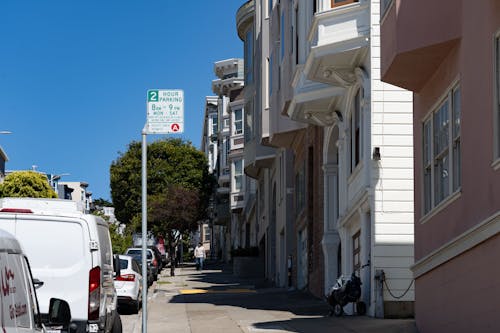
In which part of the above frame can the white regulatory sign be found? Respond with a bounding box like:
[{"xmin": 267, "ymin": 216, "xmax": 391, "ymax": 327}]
[{"xmin": 145, "ymin": 89, "xmax": 184, "ymax": 134}]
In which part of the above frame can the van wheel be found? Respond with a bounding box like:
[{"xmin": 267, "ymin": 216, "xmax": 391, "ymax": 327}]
[{"xmin": 112, "ymin": 312, "xmax": 122, "ymax": 333}]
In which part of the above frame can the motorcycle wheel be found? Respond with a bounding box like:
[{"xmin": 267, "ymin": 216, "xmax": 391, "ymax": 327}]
[
  {"xmin": 356, "ymin": 301, "xmax": 367, "ymax": 315},
  {"xmin": 333, "ymin": 303, "xmax": 343, "ymax": 317}
]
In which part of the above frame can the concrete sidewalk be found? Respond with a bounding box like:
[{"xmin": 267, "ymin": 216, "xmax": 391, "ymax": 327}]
[{"xmin": 132, "ymin": 263, "xmax": 418, "ymax": 333}]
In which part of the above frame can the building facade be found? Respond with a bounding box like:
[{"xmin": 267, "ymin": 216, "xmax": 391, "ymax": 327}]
[
  {"xmin": 201, "ymin": 0, "xmax": 416, "ymax": 318},
  {"xmin": 252, "ymin": 0, "xmax": 415, "ymax": 316},
  {"xmin": 381, "ymin": 0, "xmax": 500, "ymax": 330}
]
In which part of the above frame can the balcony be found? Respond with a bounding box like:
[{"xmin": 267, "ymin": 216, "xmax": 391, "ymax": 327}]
[
  {"xmin": 244, "ymin": 138, "xmax": 276, "ymax": 179},
  {"xmin": 230, "ymin": 192, "xmax": 245, "ymax": 212},
  {"xmin": 380, "ymin": 0, "xmax": 461, "ymax": 91},
  {"xmin": 304, "ymin": 0, "xmax": 369, "ymax": 87},
  {"xmin": 287, "ymin": 65, "xmax": 345, "ymax": 126},
  {"xmin": 212, "ymin": 59, "xmax": 244, "ymax": 96}
]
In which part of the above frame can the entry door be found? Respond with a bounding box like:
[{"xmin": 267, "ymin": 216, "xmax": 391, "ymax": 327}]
[{"xmin": 297, "ymin": 228, "xmax": 308, "ymax": 289}]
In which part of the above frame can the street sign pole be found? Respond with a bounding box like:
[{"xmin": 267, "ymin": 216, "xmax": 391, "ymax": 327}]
[
  {"xmin": 141, "ymin": 127, "xmax": 148, "ymax": 333},
  {"xmin": 141, "ymin": 89, "xmax": 184, "ymax": 333}
]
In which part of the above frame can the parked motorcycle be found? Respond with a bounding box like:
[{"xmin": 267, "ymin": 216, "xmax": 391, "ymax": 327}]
[{"xmin": 326, "ymin": 272, "xmax": 366, "ymax": 316}]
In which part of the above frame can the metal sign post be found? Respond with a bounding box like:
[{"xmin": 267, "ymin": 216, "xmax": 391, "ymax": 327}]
[{"xmin": 141, "ymin": 89, "xmax": 184, "ymax": 333}]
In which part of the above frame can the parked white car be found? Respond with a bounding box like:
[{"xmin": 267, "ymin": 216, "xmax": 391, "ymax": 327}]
[
  {"xmin": 114, "ymin": 255, "xmax": 142, "ymax": 313},
  {"xmin": 0, "ymin": 229, "xmax": 73, "ymax": 332},
  {"xmin": 0, "ymin": 198, "xmax": 122, "ymax": 333},
  {"xmin": 125, "ymin": 247, "xmax": 159, "ymax": 280}
]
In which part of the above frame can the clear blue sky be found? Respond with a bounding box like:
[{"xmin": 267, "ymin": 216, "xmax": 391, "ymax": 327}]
[{"xmin": 0, "ymin": 0, "xmax": 244, "ymax": 200}]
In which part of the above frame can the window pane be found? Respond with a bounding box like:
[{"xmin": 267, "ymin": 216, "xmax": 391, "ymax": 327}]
[
  {"xmin": 434, "ymin": 154, "xmax": 449, "ymax": 205},
  {"xmin": 452, "ymin": 87, "xmax": 461, "ymax": 139},
  {"xmin": 234, "ymin": 109, "xmax": 243, "ymax": 135},
  {"xmin": 423, "ymin": 120, "xmax": 431, "ymax": 166},
  {"xmin": 424, "ymin": 167, "xmax": 432, "ymax": 214},
  {"xmin": 497, "ymin": 37, "xmax": 500, "ymax": 157},
  {"xmin": 433, "ymin": 101, "xmax": 449, "ymax": 156},
  {"xmin": 453, "ymin": 140, "xmax": 461, "ymax": 191}
]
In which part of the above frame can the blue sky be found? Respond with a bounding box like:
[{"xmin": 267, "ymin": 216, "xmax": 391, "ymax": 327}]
[{"xmin": 0, "ymin": 0, "xmax": 244, "ymax": 200}]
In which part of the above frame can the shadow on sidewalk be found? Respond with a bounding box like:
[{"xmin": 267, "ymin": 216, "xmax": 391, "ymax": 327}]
[
  {"xmin": 168, "ymin": 264, "xmax": 331, "ymax": 317},
  {"xmin": 166, "ymin": 264, "xmax": 418, "ymax": 333}
]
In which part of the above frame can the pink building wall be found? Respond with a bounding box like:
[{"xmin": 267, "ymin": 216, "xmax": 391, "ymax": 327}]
[{"xmin": 382, "ymin": 1, "xmax": 500, "ymax": 331}]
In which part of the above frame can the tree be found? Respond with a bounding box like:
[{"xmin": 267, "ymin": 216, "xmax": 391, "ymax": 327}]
[
  {"xmin": 0, "ymin": 171, "xmax": 57, "ymax": 198},
  {"xmin": 110, "ymin": 138, "xmax": 215, "ymax": 266},
  {"xmin": 149, "ymin": 185, "xmax": 200, "ymax": 276},
  {"xmin": 93, "ymin": 198, "xmax": 112, "ymax": 207}
]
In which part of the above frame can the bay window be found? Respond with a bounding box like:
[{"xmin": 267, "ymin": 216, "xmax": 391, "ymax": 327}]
[{"xmin": 422, "ymin": 83, "xmax": 461, "ymax": 215}]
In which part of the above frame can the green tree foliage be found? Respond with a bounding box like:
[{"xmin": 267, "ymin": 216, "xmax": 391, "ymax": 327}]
[
  {"xmin": 93, "ymin": 198, "xmax": 112, "ymax": 207},
  {"xmin": 110, "ymin": 138, "xmax": 214, "ymax": 227},
  {"xmin": 0, "ymin": 171, "xmax": 57, "ymax": 198}
]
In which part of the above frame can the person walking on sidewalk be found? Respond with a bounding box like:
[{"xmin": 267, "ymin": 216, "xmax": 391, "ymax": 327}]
[{"xmin": 194, "ymin": 242, "xmax": 206, "ymax": 270}]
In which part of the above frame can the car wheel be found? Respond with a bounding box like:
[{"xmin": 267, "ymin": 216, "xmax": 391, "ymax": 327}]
[{"xmin": 111, "ymin": 311, "xmax": 122, "ymax": 333}]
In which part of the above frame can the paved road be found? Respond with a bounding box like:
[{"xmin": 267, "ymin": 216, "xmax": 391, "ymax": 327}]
[{"xmin": 120, "ymin": 263, "xmax": 417, "ymax": 333}]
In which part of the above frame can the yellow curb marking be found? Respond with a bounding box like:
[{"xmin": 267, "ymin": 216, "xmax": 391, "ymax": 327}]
[{"xmin": 180, "ymin": 289, "xmax": 256, "ymax": 294}]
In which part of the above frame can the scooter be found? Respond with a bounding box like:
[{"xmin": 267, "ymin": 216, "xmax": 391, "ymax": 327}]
[{"xmin": 326, "ymin": 272, "xmax": 366, "ymax": 316}]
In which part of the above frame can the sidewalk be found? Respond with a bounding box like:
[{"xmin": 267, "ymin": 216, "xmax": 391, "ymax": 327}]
[{"xmin": 133, "ymin": 262, "xmax": 418, "ymax": 333}]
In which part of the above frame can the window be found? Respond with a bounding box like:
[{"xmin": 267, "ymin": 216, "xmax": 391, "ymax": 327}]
[
  {"xmin": 245, "ymin": 30, "xmax": 253, "ymax": 84},
  {"xmin": 244, "ymin": 101, "xmax": 253, "ymax": 143},
  {"xmin": 234, "ymin": 159, "xmax": 243, "ymax": 191},
  {"xmin": 423, "ymin": 83, "xmax": 461, "ymax": 214},
  {"xmin": 211, "ymin": 115, "xmax": 218, "ymax": 135},
  {"xmin": 295, "ymin": 6, "xmax": 299, "ymax": 65},
  {"xmin": 350, "ymin": 89, "xmax": 362, "ymax": 173},
  {"xmin": 203, "ymin": 226, "xmax": 211, "ymax": 242},
  {"xmin": 269, "ymin": 55, "xmax": 273, "ymax": 97},
  {"xmin": 331, "ymin": 0, "xmax": 357, "ymax": 8},
  {"xmin": 280, "ymin": 10, "xmax": 285, "ymax": 62},
  {"xmin": 352, "ymin": 231, "xmax": 361, "ymax": 275},
  {"xmin": 295, "ymin": 162, "xmax": 305, "ymax": 216},
  {"xmin": 495, "ymin": 35, "xmax": 500, "ymax": 159},
  {"xmin": 233, "ymin": 109, "xmax": 243, "ymax": 135},
  {"xmin": 224, "ymin": 118, "xmax": 230, "ymax": 128}
]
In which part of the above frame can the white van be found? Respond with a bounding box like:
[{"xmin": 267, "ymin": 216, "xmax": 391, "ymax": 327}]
[
  {"xmin": 0, "ymin": 228, "xmax": 73, "ymax": 332},
  {"xmin": 0, "ymin": 198, "xmax": 122, "ymax": 333}
]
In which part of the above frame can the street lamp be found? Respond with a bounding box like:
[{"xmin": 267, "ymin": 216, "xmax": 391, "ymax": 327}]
[{"xmin": 48, "ymin": 173, "xmax": 70, "ymax": 192}]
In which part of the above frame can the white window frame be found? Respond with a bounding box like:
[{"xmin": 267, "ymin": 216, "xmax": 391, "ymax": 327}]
[
  {"xmin": 233, "ymin": 159, "xmax": 244, "ymax": 191},
  {"xmin": 233, "ymin": 109, "xmax": 243, "ymax": 135},
  {"xmin": 422, "ymin": 81, "xmax": 461, "ymax": 215}
]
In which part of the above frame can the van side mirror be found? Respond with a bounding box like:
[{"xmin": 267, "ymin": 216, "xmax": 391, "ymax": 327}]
[
  {"xmin": 113, "ymin": 254, "xmax": 121, "ymax": 278},
  {"xmin": 33, "ymin": 278, "xmax": 44, "ymax": 289},
  {"xmin": 48, "ymin": 298, "xmax": 71, "ymax": 325}
]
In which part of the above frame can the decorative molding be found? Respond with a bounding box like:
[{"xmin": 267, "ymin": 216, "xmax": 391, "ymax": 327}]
[{"xmin": 412, "ymin": 211, "xmax": 500, "ymax": 278}]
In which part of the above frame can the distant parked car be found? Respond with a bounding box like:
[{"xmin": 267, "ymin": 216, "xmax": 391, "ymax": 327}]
[
  {"xmin": 126, "ymin": 252, "xmax": 154, "ymax": 287},
  {"xmin": 125, "ymin": 247, "xmax": 159, "ymax": 281},
  {"xmin": 114, "ymin": 255, "xmax": 142, "ymax": 313}
]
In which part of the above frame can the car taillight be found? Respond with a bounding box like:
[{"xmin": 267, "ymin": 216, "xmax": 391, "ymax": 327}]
[
  {"xmin": 88, "ymin": 266, "xmax": 100, "ymax": 320},
  {"xmin": 0, "ymin": 208, "xmax": 33, "ymax": 213},
  {"xmin": 116, "ymin": 274, "xmax": 135, "ymax": 282}
]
